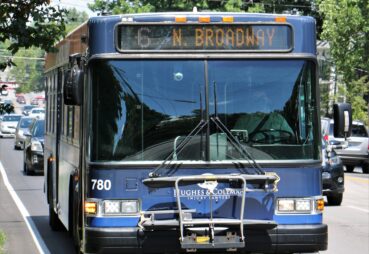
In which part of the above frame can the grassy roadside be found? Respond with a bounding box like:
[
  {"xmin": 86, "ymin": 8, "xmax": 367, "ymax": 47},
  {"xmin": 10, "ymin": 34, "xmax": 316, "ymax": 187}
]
[{"xmin": 0, "ymin": 230, "xmax": 5, "ymax": 254}]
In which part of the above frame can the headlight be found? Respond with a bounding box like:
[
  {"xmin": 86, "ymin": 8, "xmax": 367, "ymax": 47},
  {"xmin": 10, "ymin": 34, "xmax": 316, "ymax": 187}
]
[
  {"xmin": 329, "ymin": 156, "xmax": 341, "ymax": 166},
  {"xmin": 86, "ymin": 199, "xmax": 140, "ymax": 216},
  {"xmin": 103, "ymin": 200, "xmax": 121, "ymax": 214},
  {"xmin": 121, "ymin": 200, "xmax": 139, "ymax": 214},
  {"xmin": 322, "ymin": 172, "xmax": 331, "ymax": 179},
  {"xmin": 31, "ymin": 141, "xmax": 43, "ymax": 152},
  {"xmin": 276, "ymin": 197, "xmax": 324, "ymax": 214},
  {"xmin": 18, "ymin": 130, "xmax": 24, "ymax": 136}
]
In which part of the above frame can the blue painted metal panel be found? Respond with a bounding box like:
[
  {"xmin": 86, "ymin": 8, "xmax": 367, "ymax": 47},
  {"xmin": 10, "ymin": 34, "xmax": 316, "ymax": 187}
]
[
  {"xmin": 87, "ymin": 167, "xmax": 322, "ymax": 227},
  {"xmin": 89, "ymin": 217, "xmax": 139, "ymax": 227}
]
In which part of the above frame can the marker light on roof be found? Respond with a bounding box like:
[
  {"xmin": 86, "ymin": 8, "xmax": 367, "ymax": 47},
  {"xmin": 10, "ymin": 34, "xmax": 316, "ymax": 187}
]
[
  {"xmin": 222, "ymin": 16, "xmax": 234, "ymax": 23},
  {"xmin": 175, "ymin": 16, "xmax": 187, "ymax": 23},
  {"xmin": 199, "ymin": 16, "xmax": 210, "ymax": 23},
  {"xmin": 275, "ymin": 16, "xmax": 287, "ymax": 22}
]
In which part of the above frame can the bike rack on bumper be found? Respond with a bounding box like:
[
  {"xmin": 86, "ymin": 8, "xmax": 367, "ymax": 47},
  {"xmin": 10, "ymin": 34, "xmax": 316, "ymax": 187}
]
[{"xmin": 142, "ymin": 173, "xmax": 279, "ymax": 252}]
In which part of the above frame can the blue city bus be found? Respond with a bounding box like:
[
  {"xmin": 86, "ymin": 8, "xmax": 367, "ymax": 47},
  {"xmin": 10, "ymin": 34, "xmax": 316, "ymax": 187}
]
[{"xmin": 44, "ymin": 11, "xmax": 351, "ymax": 254}]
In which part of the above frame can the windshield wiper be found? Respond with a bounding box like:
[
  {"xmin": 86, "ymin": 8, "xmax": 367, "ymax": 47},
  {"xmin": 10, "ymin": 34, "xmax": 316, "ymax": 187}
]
[
  {"xmin": 149, "ymin": 92, "xmax": 207, "ymax": 178},
  {"xmin": 212, "ymin": 82, "xmax": 264, "ymax": 175}
]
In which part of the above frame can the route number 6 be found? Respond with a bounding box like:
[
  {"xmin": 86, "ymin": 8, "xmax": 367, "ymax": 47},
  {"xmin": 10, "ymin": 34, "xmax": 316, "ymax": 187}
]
[{"xmin": 91, "ymin": 179, "xmax": 112, "ymax": 191}]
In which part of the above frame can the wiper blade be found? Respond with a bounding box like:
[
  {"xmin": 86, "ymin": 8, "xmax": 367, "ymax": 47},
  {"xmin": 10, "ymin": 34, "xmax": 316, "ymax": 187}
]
[
  {"xmin": 211, "ymin": 116, "xmax": 265, "ymax": 175},
  {"xmin": 149, "ymin": 91, "xmax": 207, "ymax": 178},
  {"xmin": 149, "ymin": 120, "xmax": 208, "ymax": 178},
  {"xmin": 211, "ymin": 81, "xmax": 264, "ymax": 175}
]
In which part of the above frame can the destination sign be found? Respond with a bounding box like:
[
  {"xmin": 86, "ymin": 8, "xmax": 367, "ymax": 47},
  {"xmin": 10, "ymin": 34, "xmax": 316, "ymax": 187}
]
[{"xmin": 117, "ymin": 24, "xmax": 293, "ymax": 51}]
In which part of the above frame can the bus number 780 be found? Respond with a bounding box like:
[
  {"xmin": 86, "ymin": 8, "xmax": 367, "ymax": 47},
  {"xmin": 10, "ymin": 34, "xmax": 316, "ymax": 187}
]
[{"xmin": 91, "ymin": 179, "xmax": 112, "ymax": 191}]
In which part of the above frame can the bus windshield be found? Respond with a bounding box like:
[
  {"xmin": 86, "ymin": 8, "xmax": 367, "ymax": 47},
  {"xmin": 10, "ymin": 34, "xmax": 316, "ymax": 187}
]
[{"xmin": 90, "ymin": 59, "xmax": 318, "ymax": 162}]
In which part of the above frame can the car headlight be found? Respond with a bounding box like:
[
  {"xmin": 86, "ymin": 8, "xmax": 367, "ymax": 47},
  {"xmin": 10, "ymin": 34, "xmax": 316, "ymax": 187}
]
[
  {"xmin": 18, "ymin": 130, "xmax": 24, "ymax": 136},
  {"xmin": 322, "ymin": 172, "xmax": 331, "ymax": 179},
  {"xmin": 31, "ymin": 141, "xmax": 43, "ymax": 152},
  {"xmin": 328, "ymin": 155, "xmax": 341, "ymax": 166}
]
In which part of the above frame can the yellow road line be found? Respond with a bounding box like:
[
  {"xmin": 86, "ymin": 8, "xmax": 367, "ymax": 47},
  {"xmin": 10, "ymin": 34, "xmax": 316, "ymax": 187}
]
[{"xmin": 346, "ymin": 176, "xmax": 369, "ymax": 184}]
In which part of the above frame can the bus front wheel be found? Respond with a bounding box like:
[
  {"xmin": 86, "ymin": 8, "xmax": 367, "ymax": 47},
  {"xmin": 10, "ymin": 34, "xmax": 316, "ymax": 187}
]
[{"xmin": 49, "ymin": 203, "xmax": 63, "ymax": 231}]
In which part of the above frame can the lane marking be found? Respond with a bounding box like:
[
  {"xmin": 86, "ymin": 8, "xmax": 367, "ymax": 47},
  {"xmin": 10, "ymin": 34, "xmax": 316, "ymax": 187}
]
[
  {"xmin": 346, "ymin": 205, "xmax": 369, "ymax": 214},
  {"xmin": 345, "ymin": 176, "xmax": 369, "ymax": 184},
  {"xmin": 0, "ymin": 161, "xmax": 50, "ymax": 254}
]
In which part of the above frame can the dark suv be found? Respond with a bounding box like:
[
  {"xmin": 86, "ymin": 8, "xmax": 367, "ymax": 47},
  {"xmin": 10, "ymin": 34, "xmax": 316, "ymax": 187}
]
[
  {"xmin": 23, "ymin": 119, "xmax": 45, "ymax": 175},
  {"xmin": 322, "ymin": 140, "xmax": 344, "ymax": 206}
]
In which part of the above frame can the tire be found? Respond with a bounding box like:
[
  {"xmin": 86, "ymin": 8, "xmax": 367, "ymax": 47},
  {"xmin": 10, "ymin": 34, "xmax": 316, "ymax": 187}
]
[
  {"xmin": 72, "ymin": 200, "xmax": 82, "ymax": 254},
  {"xmin": 362, "ymin": 164, "xmax": 369, "ymax": 174},
  {"xmin": 49, "ymin": 203, "xmax": 63, "ymax": 231},
  {"xmin": 345, "ymin": 165, "xmax": 354, "ymax": 173},
  {"xmin": 327, "ymin": 193, "xmax": 343, "ymax": 206},
  {"xmin": 24, "ymin": 162, "xmax": 29, "ymax": 175},
  {"xmin": 24, "ymin": 162, "xmax": 33, "ymax": 176}
]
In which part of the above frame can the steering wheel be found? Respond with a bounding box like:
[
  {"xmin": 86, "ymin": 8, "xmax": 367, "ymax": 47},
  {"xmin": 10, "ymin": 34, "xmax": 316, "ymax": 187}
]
[{"xmin": 249, "ymin": 129, "xmax": 294, "ymax": 144}]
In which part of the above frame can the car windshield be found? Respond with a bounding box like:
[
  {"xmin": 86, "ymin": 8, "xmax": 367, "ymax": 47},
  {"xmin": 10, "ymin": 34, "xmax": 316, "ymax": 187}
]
[
  {"xmin": 19, "ymin": 118, "xmax": 34, "ymax": 128},
  {"xmin": 32, "ymin": 121, "xmax": 45, "ymax": 137},
  {"xmin": 90, "ymin": 59, "xmax": 318, "ymax": 162},
  {"xmin": 3, "ymin": 115, "xmax": 21, "ymax": 122},
  {"xmin": 32, "ymin": 109, "xmax": 44, "ymax": 114},
  {"xmin": 329, "ymin": 123, "xmax": 368, "ymax": 137},
  {"xmin": 23, "ymin": 106, "xmax": 34, "ymax": 110}
]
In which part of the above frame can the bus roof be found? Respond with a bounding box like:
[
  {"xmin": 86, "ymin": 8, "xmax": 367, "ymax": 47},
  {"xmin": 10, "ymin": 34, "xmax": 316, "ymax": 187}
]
[
  {"xmin": 45, "ymin": 12, "xmax": 316, "ymax": 71},
  {"xmin": 89, "ymin": 12, "xmax": 316, "ymax": 55}
]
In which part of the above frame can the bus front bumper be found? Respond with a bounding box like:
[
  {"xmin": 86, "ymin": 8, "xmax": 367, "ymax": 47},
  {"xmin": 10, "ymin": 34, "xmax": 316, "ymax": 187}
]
[{"xmin": 84, "ymin": 224, "xmax": 327, "ymax": 254}]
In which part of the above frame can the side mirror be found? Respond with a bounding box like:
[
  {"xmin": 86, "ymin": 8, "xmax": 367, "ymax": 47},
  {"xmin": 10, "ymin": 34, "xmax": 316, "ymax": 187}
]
[
  {"xmin": 24, "ymin": 130, "xmax": 32, "ymax": 137},
  {"xmin": 64, "ymin": 65, "xmax": 83, "ymax": 106},
  {"xmin": 333, "ymin": 103, "xmax": 352, "ymax": 138}
]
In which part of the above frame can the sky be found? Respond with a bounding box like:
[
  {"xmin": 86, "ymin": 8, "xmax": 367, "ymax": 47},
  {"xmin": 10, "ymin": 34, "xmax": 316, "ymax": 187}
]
[{"xmin": 51, "ymin": 0, "xmax": 97, "ymax": 17}]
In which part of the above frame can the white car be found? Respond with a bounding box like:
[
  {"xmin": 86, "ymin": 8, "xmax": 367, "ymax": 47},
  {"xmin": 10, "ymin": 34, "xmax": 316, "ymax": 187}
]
[
  {"xmin": 322, "ymin": 118, "xmax": 369, "ymax": 173},
  {"xmin": 1, "ymin": 89, "xmax": 8, "ymax": 96},
  {"xmin": 0, "ymin": 114, "xmax": 22, "ymax": 138},
  {"xmin": 28, "ymin": 107, "xmax": 45, "ymax": 119}
]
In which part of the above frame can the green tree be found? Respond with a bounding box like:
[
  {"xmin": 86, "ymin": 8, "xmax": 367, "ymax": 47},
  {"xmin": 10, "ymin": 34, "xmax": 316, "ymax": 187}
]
[
  {"xmin": 4, "ymin": 8, "xmax": 88, "ymax": 94},
  {"xmin": 88, "ymin": 0, "xmax": 250, "ymax": 13},
  {"xmin": 0, "ymin": 1, "xmax": 67, "ymax": 70},
  {"xmin": 65, "ymin": 8, "xmax": 89, "ymax": 33},
  {"xmin": 9, "ymin": 46, "xmax": 44, "ymax": 93},
  {"xmin": 318, "ymin": 0, "xmax": 369, "ymax": 124}
]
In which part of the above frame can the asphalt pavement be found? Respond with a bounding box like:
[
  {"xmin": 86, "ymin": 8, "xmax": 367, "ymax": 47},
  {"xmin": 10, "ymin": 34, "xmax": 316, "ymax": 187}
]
[{"xmin": 0, "ymin": 161, "xmax": 39, "ymax": 253}]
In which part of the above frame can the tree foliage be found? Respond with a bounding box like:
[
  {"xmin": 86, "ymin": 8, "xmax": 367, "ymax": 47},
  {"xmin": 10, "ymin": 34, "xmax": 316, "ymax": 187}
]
[
  {"xmin": 2, "ymin": 8, "xmax": 88, "ymax": 94},
  {"xmin": 318, "ymin": 0, "xmax": 369, "ymax": 123},
  {"xmin": 9, "ymin": 46, "xmax": 44, "ymax": 93},
  {"xmin": 0, "ymin": 1, "xmax": 67, "ymax": 71}
]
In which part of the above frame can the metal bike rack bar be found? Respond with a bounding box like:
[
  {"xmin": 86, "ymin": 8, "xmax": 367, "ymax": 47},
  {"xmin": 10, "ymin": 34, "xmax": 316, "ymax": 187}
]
[{"xmin": 174, "ymin": 175, "xmax": 247, "ymax": 250}]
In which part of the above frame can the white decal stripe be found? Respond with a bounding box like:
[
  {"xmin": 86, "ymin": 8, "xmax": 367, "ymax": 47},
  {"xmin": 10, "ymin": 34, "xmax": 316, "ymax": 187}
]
[{"xmin": 0, "ymin": 161, "xmax": 50, "ymax": 254}]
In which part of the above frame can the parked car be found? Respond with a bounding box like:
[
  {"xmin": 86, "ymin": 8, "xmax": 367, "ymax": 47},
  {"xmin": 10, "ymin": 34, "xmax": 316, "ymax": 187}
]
[
  {"xmin": 22, "ymin": 105, "xmax": 36, "ymax": 116},
  {"xmin": 322, "ymin": 118, "xmax": 369, "ymax": 173},
  {"xmin": 1, "ymin": 89, "xmax": 8, "ymax": 96},
  {"xmin": 23, "ymin": 119, "xmax": 45, "ymax": 175},
  {"xmin": 322, "ymin": 140, "xmax": 344, "ymax": 206},
  {"xmin": 14, "ymin": 116, "xmax": 35, "ymax": 150},
  {"xmin": 30, "ymin": 98, "xmax": 39, "ymax": 105},
  {"xmin": 28, "ymin": 107, "xmax": 45, "ymax": 119},
  {"xmin": 0, "ymin": 114, "xmax": 22, "ymax": 138},
  {"xmin": 16, "ymin": 95, "xmax": 26, "ymax": 104}
]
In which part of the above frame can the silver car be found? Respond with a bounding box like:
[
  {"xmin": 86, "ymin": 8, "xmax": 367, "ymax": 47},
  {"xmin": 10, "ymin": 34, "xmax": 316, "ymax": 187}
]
[
  {"xmin": 322, "ymin": 118, "xmax": 369, "ymax": 173},
  {"xmin": 14, "ymin": 116, "xmax": 35, "ymax": 150},
  {"xmin": 0, "ymin": 114, "xmax": 22, "ymax": 138}
]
